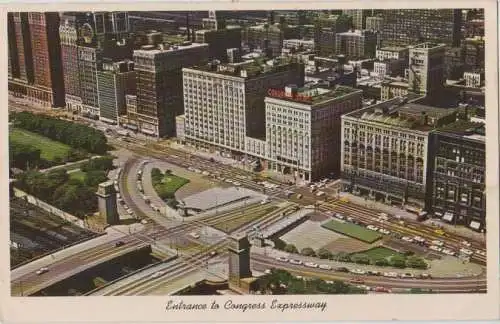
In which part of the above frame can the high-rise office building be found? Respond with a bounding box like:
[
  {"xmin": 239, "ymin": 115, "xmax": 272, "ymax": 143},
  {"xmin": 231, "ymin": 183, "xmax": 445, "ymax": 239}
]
[
  {"xmin": 380, "ymin": 9, "xmax": 462, "ymax": 47},
  {"xmin": 366, "ymin": 16, "xmax": 383, "ymax": 32},
  {"xmin": 194, "ymin": 26, "xmax": 241, "ymax": 62},
  {"xmin": 408, "ymin": 43, "xmax": 446, "ymax": 95},
  {"xmin": 463, "ymin": 37, "xmax": 485, "ymax": 72},
  {"xmin": 335, "ymin": 30, "xmax": 378, "ymax": 59},
  {"xmin": 12, "ymin": 12, "xmax": 33, "ymax": 84},
  {"xmin": 97, "ymin": 60, "xmax": 136, "ymax": 124},
  {"xmin": 27, "ymin": 12, "xmax": 65, "ymax": 108},
  {"xmin": 182, "ymin": 58, "xmax": 304, "ymax": 156},
  {"xmin": 7, "ymin": 13, "xmax": 19, "ymax": 80},
  {"xmin": 313, "ymin": 14, "xmax": 351, "ymax": 56},
  {"xmin": 247, "ymin": 24, "xmax": 284, "ymax": 58},
  {"xmin": 342, "ymin": 9, "xmax": 364, "ymax": 29},
  {"xmin": 78, "ymin": 45, "xmax": 102, "ymax": 117},
  {"xmin": 265, "ymin": 85, "xmax": 362, "ymax": 182},
  {"xmin": 134, "ymin": 42, "xmax": 209, "ymax": 137},
  {"xmin": 341, "ymin": 98, "xmax": 457, "ymax": 208},
  {"xmin": 427, "ymin": 120, "xmax": 485, "ymax": 231}
]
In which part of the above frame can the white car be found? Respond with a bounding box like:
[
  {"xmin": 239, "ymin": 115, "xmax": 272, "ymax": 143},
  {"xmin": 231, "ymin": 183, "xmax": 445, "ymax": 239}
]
[
  {"xmin": 150, "ymin": 271, "xmax": 165, "ymax": 279},
  {"xmin": 275, "ymin": 256, "xmax": 288, "ymax": 263},
  {"xmin": 378, "ymin": 228, "xmax": 391, "ymax": 235},
  {"xmin": 202, "ymin": 171, "xmax": 210, "ymax": 176},
  {"xmin": 476, "ymin": 250, "xmax": 486, "ymax": 257},
  {"xmin": 233, "ymin": 181, "xmax": 241, "ymax": 186},
  {"xmin": 335, "ymin": 213, "xmax": 345, "ymax": 220},
  {"xmin": 319, "ymin": 264, "xmax": 332, "ymax": 270},
  {"xmin": 190, "ymin": 232, "xmax": 200, "ymax": 239},
  {"xmin": 383, "ymin": 272, "xmax": 398, "ymax": 278},
  {"xmin": 442, "ymin": 249, "xmax": 456, "ymax": 256},
  {"xmin": 431, "ymin": 240, "xmax": 444, "ymax": 247},
  {"xmin": 350, "ymin": 269, "xmax": 366, "ymax": 275},
  {"xmin": 225, "ymin": 179, "xmax": 233, "ymax": 183},
  {"xmin": 140, "ymin": 219, "xmax": 148, "ymax": 224},
  {"xmin": 289, "ymin": 259, "xmax": 303, "ymax": 265},
  {"xmin": 36, "ymin": 267, "xmax": 49, "ymax": 275},
  {"xmin": 378, "ymin": 213, "xmax": 389, "ymax": 221},
  {"xmin": 402, "ymin": 236, "xmax": 414, "ymax": 243},
  {"xmin": 264, "ymin": 269, "xmax": 272, "ymax": 274},
  {"xmin": 461, "ymin": 240, "xmax": 472, "ymax": 247},
  {"xmin": 304, "ymin": 262, "xmax": 318, "ymax": 268},
  {"xmin": 429, "ymin": 245, "xmax": 443, "ymax": 252},
  {"xmin": 460, "ymin": 248, "xmax": 474, "ymax": 256},
  {"xmin": 400, "ymin": 273, "xmax": 414, "ymax": 279},
  {"xmin": 413, "ymin": 236, "xmax": 425, "ymax": 243},
  {"xmin": 367, "ymin": 225, "xmax": 379, "ymax": 231}
]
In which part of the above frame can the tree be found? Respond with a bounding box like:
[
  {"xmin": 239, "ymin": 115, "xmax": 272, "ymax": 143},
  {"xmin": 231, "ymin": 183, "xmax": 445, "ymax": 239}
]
[
  {"xmin": 317, "ymin": 248, "xmax": 333, "ymax": 260},
  {"xmin": 406, "ymin": 256, "xmax": 428, "ymax": 269},
  {"xmin": 300, "ymin": 247, "xmax": 316, "ymax": 257},
  {"xmin": 335, "ymin": 252, "xmax": 351, "ymax": 262},
  {"xmin": 284, "ymin": 244, "xmax": 298, "ymax": 254},
  {"xmin": 151, "ymin": 168, "xmax": 164, "ymax": 182},
  {"xmin": 389, "ymin": 255, "xmax": 407, "ymax": 268},
  {"xmin": 351, "ymin": 254, "xmax": 370, "ymax": 265},
  {"xmin": 373, "ymin": 258, "xmax": 389, "ymax": 267},
  {"xmin": 84, "ymin": 170, "xmax": 108, "ymax": 187}
]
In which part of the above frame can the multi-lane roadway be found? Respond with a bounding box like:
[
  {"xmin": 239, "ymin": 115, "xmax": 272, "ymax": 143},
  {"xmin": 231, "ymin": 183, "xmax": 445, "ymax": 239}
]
[{"xmin": 9, "ymin": 103, "xmax": 488, "ymax": 295}]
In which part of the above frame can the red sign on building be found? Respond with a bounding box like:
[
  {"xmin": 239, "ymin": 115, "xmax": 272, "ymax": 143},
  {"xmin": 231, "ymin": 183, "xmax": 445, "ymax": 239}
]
[{"xmin": 267, "ymin": 89, "xmax": 312, "ymax": 103}]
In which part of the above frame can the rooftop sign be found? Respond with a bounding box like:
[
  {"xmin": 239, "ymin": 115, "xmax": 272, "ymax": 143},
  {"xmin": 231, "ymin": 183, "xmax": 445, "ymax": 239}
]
[{"xmin": 267, "ymin": 89, "xmax": 312, "ymax": 103}]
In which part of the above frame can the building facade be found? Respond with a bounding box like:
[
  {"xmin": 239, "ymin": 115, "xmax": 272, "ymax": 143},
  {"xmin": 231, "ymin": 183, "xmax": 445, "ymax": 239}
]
[
  {"xmin": 335, "ymin": 30, "xmax": 378, "ymax": 59},
  {"xmin": 78, "ymin": 45, "xmax": 102, "ymax": 117},
  {"xmin": 427, "ymin": 122, "xmax": 485, "ymax": 230},
  {"xmin": 366, "ymin": 16, "xmax": 383, "ymax": 32},
  {"xmin": 134, "ymin": 42, "xmax": 209, "ymax": 137},
  {"xmin": 380, "ymin": 9, "xmax": 462, "ymax": 47},
  {"xmin": 182, "ymin": 59, "xmax": 304, "ymax": 157},
  {"xmin": 341, "ymin": 98, "xmax": 457, "ymax": 208},
  {"xmin": 194, "ymin": 26, "xmax": 242, "ymax": 62},
  {"xmin": 408, "ymin": 43, "xmax": 446, "ymax": 95},
  {"xmin": 313, "ymin": 14, "xmax": 351, "ymax": 56},
  {"xmin": 380, "ymin": 80, "xmax": 409, "ymax": 101},
  {"xmin": 27, "ymin": 12, "xmax": 65, "ymax": 108},
  {"xmin": 97, "ymin": 60, "xmax": 136, "ymax": 124},
  {"xmin": 265, "ymin": 85, "xmax": 362, "ymax": 182}
]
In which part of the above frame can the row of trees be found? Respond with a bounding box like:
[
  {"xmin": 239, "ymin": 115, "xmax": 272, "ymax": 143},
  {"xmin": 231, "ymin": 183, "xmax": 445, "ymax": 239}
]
[
  {"xmin": 14, "ymin": 156, "xmax": 114, "ymax": 218},
  {"xmin": 279, "ymin": 243, "xmax": 428, "ymax": 270},
  {"xmin": 256, "ymin": 269, "xmax": 366, "ymax": 295},
  {"xmin": 10, "ymin": 111, "xmax": 108, "ymax": 154}
]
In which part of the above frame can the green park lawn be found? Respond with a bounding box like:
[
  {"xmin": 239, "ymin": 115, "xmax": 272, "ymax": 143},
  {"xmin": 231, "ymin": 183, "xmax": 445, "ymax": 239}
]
[
  {"xmin": 321, "ymin": 220, "xmax": 382, "ymax": 244},
  {"xmin": 153, "ymin": 173, "xmax": 190, "ymax": 200},
  {"xmin": 358, "ymin": 247, "xmax": 405, "ymax": 260},
  {"xmin": 69, "ymin": 170, "xmax": 87, "ymax": 182},
  {"xmin": 10, "ymin": 128, "xmax": 72, "ymax": 162}
]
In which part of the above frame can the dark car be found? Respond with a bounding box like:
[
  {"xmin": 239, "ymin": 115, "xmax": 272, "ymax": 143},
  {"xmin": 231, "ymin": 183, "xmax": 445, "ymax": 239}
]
[
  {"xmin": 335, "ymin": 267, "xmax": 349, "ymax": 273},
  {"xmin": 115, "ymin": 241, "xmax": 125, "ymax": 247}
]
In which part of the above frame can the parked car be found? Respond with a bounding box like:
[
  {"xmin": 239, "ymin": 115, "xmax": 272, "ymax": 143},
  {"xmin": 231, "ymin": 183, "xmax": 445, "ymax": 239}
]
[
  {"xmin": 319, "ymin": 264, "xmax": 332, "ymax": 270},
  {"xmin": 289, "ymin": 259, "xmax": 303, "ymax": 265},
  {"xmin": 304, "ymin": 262, "xmax": 318, "ymax": 268},
  {"xmin": 115, "ymin": 241, "xmax": 125, "ymax": 247},
  {"xmin": 275, "ymin": 256, "xmax": 289, "ymax": 263},
  {"xmin": 35, "ymin": 267, "xmax": 49, "ymax": 275}
]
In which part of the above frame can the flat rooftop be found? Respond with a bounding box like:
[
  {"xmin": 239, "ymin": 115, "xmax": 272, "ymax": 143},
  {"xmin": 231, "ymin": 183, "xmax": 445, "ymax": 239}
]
[
  {"xmin": 186, "ymin": 57, "xmax": 298, "ymax": 79},
  {"xmin": 266, "ymin": 85, "xmax": 361, "ymax": 106},
  {"xmin": 378, "ymin": 46, "xmax": 408, "ymax": 52},
  {"xmin": 437, "ymin": 119, "xmax": 485, "ymax": 139},
  {"xmin": 133, "ymin": 42, "xmax": 208, "ymax": 56},
  {"xmin": 345, "ymin": 98, "xmax": 457, "ymax": 131}
]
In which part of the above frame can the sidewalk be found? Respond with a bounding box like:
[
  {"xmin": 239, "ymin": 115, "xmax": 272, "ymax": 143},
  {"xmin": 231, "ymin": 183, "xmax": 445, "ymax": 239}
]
[{"xmin": 338, "ymin": 192, "xmax": 485, "ymax": 243}]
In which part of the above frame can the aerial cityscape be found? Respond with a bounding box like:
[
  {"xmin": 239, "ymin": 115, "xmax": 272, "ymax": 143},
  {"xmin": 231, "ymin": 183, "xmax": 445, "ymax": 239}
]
[{"xmin": 8, "ymin": 9, "xmax": 487, "ymax": 297}]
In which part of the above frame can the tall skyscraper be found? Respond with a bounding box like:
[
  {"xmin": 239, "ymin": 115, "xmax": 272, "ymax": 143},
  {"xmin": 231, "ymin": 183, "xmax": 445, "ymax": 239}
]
[
  {"xmin": 133, "ymin": 42, "xmax": 209, "ymax": 137},
  {"xmin": 408, "ymin": 43, "xmax": 446, "ymax": 95},
  {"xmin": 380, "ymin": 9, "xmax": 462, "ymax": 47},
  {"xmin": 27, "ymin": 12, "xmax": 65, "ymax": 108},
  {"xmin": 12, "ymin": 12, "xmax": 34, "ymax": 84},
  {"xmin": 342, "ymin": 9, "xmax": 364, "ymax": 29}
]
